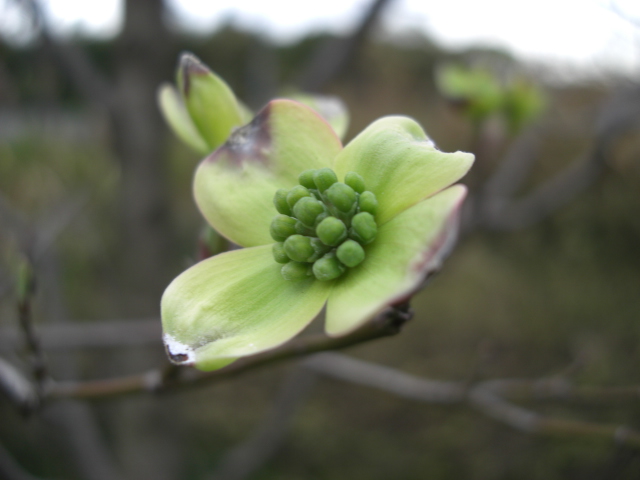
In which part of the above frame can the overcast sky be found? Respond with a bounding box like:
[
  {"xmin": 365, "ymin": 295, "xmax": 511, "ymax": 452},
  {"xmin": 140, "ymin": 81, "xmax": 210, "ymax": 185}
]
[{"xmin": 1, "ymin": 0, "xmax": 639, "ymax": 76}]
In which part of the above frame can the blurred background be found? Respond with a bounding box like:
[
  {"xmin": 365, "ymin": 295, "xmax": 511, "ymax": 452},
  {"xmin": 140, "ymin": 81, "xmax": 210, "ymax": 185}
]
[{"xmin": 1, "ymin": 0, "xmax": 640, "ymax": 479}]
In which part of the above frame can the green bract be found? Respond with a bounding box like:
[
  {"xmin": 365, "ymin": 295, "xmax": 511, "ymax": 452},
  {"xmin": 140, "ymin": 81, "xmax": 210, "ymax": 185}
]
[
  {"xmin": 161, "ymin": 99, "xmax": 474, "ymax": 371},
  {"xmin": 158, "ymin": 53, "xmax": 350, "ymax": 156},
  {"xmin": 158, "ymin": 53, "xmax": 248, "ymax": 155}
]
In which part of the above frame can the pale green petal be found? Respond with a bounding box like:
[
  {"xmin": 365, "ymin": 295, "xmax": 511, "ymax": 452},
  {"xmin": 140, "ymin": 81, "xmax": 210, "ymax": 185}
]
[
  {"xmin": 161, "ymin": 246, "xmax": 332, "ymax": 371},
  {"xmin": 333, "ymin": 116, "xmax": 474, "ymax": 225},
  {"xmin": 178, "ymin": 53, "xmax": 245, "ymax": 151},
  {"xmin": 157, "ymin": 83, "xmax": 209, "ymax": 155},
  {"xmin": 325, "ymin": 185, "xmax": 467, "ymax": 336},
  {"xmin": 194, "ymin": 99, "xmax": 343, "ymax": 247}
]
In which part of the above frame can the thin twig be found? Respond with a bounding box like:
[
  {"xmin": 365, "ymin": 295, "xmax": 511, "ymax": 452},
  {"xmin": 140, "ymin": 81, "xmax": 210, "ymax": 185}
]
[
  {"xmin": 4, "ymin": 317, "xmax": 640, "ymax": 404},
  {"xmin": 15, "ymin": 0, "xmax": 114, "ymax": 108},
  {"xmin": 0, "ymin": 357, "xmax": 38, "ymax": 413},
  {"xmin": 298, "ymin": 0, "xmax": 395, "ymax": 92},
  {"xmin": 0, "ymin": 318, "xmax": 161, "ymax": 352},
  {"xmin": 46, "ymin": 303, "xmax": 413, "ymax": 401},
  {"xmin": 306, "ymin": 353, "xmax": 640, "ymax": 449},
  {"xmin": 475, "ymin": 85, "xmax": 640, "ymax": 231},
  {"xmin": 16, "ymin": 260, "xmax": 49, "ymax": 395}
]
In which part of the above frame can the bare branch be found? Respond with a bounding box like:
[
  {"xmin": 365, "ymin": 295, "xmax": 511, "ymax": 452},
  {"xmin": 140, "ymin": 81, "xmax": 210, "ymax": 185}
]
[
  {"xmin": 16, "ymin": 264, "xmax": 49, "ymax": 393},
  {"xmin": 480, "ymin": 149, "xmax": 606, "ymax": 230},
  {"xmin": 471, "ymin": 380, "xmax": 640, "ymax": 447},
  {"xmin": 0, "ymin": 318, "xmax": 161, "ymax": 352},
  {"xmin": 308, "ymin": 353, "xmax": 640, "ymax": 448},
  {"xmin": 15, "ymin": 0, "xmax": 114, "ymax": 108},
  {"xmin": 304, "ymin": 352, "xmax": 464, "ymax": 403},
  {"xmin": 0, "ymin": 357, "xmax": 38, "ymax": 413},
  {"xmin": 477, "ymin": 85, "xmax": 640, "ymax": 231},
  {"xmin": 298, "ymin": 0, "xmax": 394, "ymax": 92},
  {"xmin": 46, "ymin": 303, "xmax": 413, "ymax": 401}
]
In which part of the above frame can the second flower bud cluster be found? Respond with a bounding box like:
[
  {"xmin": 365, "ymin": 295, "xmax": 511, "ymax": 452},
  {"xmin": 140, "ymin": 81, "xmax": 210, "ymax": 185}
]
[{"xmin": 270, "ymin": 168, "xmax": 379, "ymax": 281}]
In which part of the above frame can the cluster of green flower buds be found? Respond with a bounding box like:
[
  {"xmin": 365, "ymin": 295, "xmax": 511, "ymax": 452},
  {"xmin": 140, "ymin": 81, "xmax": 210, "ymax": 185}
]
[{"xmin": 270, "ymin": 168, "xmax": 379, "ymax": 281}]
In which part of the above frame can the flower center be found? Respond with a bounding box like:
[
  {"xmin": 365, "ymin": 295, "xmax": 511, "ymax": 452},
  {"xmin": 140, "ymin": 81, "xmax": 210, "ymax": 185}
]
[{"xmin": 270, "ymin": 168, "xmax": 379, "ymax": 281}]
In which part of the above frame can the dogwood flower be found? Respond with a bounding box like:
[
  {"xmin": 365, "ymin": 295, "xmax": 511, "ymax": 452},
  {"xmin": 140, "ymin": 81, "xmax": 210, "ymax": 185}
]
[{"xmin": 161, "ymin": 99, "xmax": 474, "ymax": 371}]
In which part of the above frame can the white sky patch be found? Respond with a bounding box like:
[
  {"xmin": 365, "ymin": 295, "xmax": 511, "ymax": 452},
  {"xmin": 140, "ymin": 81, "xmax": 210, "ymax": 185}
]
[
  {"xmin": 386, "ymin": 0, "xmax": 640, "ymax": 75},
  {"xmin": 1, "ymin": 0, "xmax": 639, "ymax": 75},
  {"xmin": 165, "ymin": 0, "xmax": 368, "ymax": 40}
]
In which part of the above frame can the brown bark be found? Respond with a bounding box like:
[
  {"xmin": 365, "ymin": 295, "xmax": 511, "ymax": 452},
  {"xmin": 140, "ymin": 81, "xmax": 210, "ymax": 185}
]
[{"xmin": 110, "ymin": 0, "xmax": 177, "ymax": 314}]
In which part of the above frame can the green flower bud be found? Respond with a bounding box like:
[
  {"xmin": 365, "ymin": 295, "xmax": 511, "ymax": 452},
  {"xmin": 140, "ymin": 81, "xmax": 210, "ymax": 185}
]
[
  {"xmin": 309, "ymin": 237, "xmax": 331, "ymax": 262},
  {"xmin": 286, "ymin": 185, "xmax": 310, "ymax": 208},
  {"xmin": 313, "ymin": 168, "xmax": 338, "ymax": 193},
  {"xmin": 270, "ymin": 215, "xmax": 297, "ymax": 242},
  {"xmin": 312, "ymin": 253, "xmax": 345, "ymax": 281},
  {"xmin": 358, "ymin": 191, "xmax": 378, "ymax": 216},
  {"xmin": 273, "ymin": 189, "xmax": 292, "ymax": 215},
  {"xmin": 309, "ymin": 189, "xmax": 322, "ymax": 201},
  {"xmin": 314, "ymin": 211, "xmax": 329, "ymax": 228},
  {"xmin": 270, "ymin": 167, "xmax": 381, "ymax": 281},
  {"xmin": 316, "ymin": 216, "xmax": 347, "ymax": 246},
  {"xmin": 326, "ymin": 182, "xmax": 356, "ymax": 213},
  {"xmin": 336, "ymin": 240, "xmax": 365, "ymax": 267},
  {"xmin": 298, "ymin": 169, "xmax": 318, "ymax": 189},
  {"xmin": 293, "ymin": 196, "xmax": 325, "ymax": 227},
  {"xmin": 281, "ymin": 261, "xmax": 312, "ymax": 281},
  {"xmin": 284, "ymin": 234, "xmax": 315, "ymax": 262},
  {"xmin": 272, "ymin": 242, "xmax": 289, "ymax": 264},
  {"xmin": 350, "ymin": 212, "xmax": 377, "ymax": 245},
  {"xmin": 344, "ymin": 172, "xmax": 366, "ymax": 193},
  {"xmin": 295, "ymin": 221, "xmax": 315, "ymax": 236}
]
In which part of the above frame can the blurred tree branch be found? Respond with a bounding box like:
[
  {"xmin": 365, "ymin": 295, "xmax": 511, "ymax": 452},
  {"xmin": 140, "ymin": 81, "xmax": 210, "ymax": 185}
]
[
  {"xmin": 468, "ymin": 85, "xmax": 640, "ymax": 231},
  {"xmin": 298, "ymin": 0, "xmax": 394, "ymax": 91},
  {"xmin": 15, "ymin": 0, "xmax": 114, "ymax": 108},
  {"xmin": 45, "ymin": 302, "xmax": 414, "ymax": 401}
]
